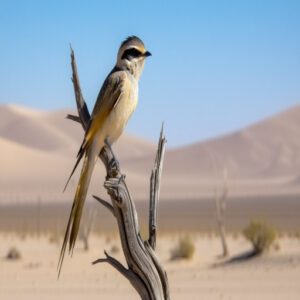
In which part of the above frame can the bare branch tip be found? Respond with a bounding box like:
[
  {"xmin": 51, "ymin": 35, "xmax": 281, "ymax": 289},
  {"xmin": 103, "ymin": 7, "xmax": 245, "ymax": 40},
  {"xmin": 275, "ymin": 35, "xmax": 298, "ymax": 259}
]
[
  {"xmin": 70, "ymin": 43, "xmax": 74, "ymax": 55},
  {"xmin": 92, "ymin": 258, "xmax": 106, "ymax": 265},
  {"xmin": 104, "ymin": 250, "xmax": 109, "ymax": 258},
  {"xmin": 160, "ymin": 122, "xmax": 164, "ymax": 135}
]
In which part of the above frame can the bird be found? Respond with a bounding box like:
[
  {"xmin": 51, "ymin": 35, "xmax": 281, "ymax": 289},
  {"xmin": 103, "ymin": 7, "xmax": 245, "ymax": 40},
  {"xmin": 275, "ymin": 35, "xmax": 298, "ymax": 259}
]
[{"xmin": 58, "ymin": 36, "xmax": 151, "ymax": 276}]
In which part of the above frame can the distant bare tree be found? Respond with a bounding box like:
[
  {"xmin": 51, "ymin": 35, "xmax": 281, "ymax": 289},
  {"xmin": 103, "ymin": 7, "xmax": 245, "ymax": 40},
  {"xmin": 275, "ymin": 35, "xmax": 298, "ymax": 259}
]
[
  {"xmin": 36, "ymin": 196, "xmax": 41, "ymax": 238},
  {"xmin": 214, "ymin": 169, "xmax": 229, "ymax": 257},
  {"xmin": 79, "ymin": 207, "xmax": 96, "ymax": 251}
]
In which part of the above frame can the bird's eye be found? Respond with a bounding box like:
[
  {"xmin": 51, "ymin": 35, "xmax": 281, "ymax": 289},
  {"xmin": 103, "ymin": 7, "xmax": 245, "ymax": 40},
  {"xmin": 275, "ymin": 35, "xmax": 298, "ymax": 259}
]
[{"xmin": 121, "ymin": 48, "xmax": 142, "ymax": 60}]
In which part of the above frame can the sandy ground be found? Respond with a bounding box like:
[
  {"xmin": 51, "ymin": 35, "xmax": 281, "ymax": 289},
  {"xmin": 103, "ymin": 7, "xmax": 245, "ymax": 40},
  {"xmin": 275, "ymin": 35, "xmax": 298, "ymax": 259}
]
[{"xmin": 0, "ymin": 234, "xmax": 299, "ymax": 300}]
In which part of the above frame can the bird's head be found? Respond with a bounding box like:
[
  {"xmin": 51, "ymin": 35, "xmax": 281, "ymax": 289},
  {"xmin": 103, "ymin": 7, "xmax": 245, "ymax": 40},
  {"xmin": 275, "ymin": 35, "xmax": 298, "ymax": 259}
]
[{"xmin": 116, "ymin": 36, "xmax": 151, "ymax": 79}]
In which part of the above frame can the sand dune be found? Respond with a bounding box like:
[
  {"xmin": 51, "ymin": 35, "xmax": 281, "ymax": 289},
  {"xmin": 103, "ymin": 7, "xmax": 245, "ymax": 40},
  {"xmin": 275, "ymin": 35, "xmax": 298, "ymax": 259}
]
[
  {"xmin": 0, "ymin": 103, "xmax": 300, "ymax": 203},
  {"xmin": 0, "ymin": 104, "xmax": 155, "ymax": 202},
  {"xmin": 164, "ymin": 105, "xmax": 300, "ymax": 179},
  {"xmin": 121, "ymin": 106, "xmax": 300, "ymax": 180},
  {"xmin": 124, "ymin": 105, "xmax": 300, "ymax": 199},
  {"xmin": 0, "ymin": 104, "xmax": 156, "ymax": 159}
]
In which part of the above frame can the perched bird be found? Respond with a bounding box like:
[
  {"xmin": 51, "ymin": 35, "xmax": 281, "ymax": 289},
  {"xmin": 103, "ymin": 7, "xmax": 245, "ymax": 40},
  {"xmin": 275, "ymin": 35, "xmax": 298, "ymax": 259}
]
[{"xmin": 58, "ymin": 36, "xmax": 151, "ymax": 275}]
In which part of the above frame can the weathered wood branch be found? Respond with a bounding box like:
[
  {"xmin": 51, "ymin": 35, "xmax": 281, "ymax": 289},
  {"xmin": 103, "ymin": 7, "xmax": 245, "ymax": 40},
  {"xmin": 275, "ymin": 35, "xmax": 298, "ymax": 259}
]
[
  {"xmin": 68, "ymin": 48, "xmax": 170, "ymax": 299},
  {"xmin": 92, "ymin": 251, "xmax": 149, "ymax": 299},
  {"xmin": 149, "ymin": 125, "xmax": 166, "ymax": 250},
  {"xmin": 70, "ymin": 46, "xmax": 90, "ymax": 127}
]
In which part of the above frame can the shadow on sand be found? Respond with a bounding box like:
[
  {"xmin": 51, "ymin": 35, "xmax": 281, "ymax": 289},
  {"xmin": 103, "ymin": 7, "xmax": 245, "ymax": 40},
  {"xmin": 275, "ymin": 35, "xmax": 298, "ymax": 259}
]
[{"xmin": 212, "ymin": 249, "xmax": 258, "ymax": 268}]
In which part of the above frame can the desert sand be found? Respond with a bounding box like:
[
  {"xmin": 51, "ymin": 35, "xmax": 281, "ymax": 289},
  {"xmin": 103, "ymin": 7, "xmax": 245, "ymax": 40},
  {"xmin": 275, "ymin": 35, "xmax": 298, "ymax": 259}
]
[
  {"xmin": 0, "ymin": 104, "xmax": 300, "ymax": 299},
  {"xmin": 0, "ymin": 234, "xmax": 299, "ymax": 300}
]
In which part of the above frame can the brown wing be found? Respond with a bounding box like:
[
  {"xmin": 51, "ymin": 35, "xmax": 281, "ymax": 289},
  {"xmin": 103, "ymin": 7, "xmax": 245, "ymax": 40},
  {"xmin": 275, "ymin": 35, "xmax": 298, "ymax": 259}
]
[
  {"xmin": 62, "ymin": 69, "xmax": 127, "ymax": 192},
  {"xmin": 84, "ymin": 69, "xmax": 127, "ymax": 145}
]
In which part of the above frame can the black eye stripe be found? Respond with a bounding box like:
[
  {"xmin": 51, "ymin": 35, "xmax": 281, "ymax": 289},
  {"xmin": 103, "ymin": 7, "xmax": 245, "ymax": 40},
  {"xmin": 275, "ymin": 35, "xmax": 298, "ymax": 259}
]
[{"xmin": 121, "ymin": 48, "xmax": 142, "ymax": 60}]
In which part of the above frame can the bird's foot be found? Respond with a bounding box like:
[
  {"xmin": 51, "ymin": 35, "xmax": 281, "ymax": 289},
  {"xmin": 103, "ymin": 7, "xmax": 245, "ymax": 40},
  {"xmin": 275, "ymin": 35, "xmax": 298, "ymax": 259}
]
[
  {"xmin": 107, "ymin": 158, "xmax": 120, "ymax": 178},
  {"xmin": 104, "ymin": 138, "xmax": 120, "ymax": 177}
]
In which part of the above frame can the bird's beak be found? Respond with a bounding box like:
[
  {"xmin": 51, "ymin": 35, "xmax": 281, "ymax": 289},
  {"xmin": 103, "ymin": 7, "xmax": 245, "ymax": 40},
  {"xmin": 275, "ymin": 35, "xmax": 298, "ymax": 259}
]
[{"xmin": 143, "ymin": 51, "xmax": 152, "ymax": 57}]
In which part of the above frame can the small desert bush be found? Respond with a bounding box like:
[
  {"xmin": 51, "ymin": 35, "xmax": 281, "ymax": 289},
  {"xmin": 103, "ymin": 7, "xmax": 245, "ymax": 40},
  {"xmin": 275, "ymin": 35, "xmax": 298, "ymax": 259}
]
[
  {"xmin": 105, "ymin": 235, "xmax": 112, "ymax": 244},
  {"xmin": 6, "ymin": 246, "xmax": 21, "ymax": 260},
  {"xmin": 243, "ymin": 220, "xmax": 276, "ymax": 255},
  {"xmin": 171, "ymin": 236, "xmax": 195, "ymax": 260},
  {"xmin": 273, "ymin": 242, "xmax": 280, "ymax": 252},
  {"xmin": 110, "ymin": 244, "xmax": 120, "ymax": 254},
  {"xmin": 231, "ymin": 232, "xmax": 239, "ymax": 240},
  {"xmin": 48, "ymin": 232, "xmax": 60, "ymax": 245},
  {"xmin": 293, "ymin": 230, "xmax": 300, "ymax": 240}
]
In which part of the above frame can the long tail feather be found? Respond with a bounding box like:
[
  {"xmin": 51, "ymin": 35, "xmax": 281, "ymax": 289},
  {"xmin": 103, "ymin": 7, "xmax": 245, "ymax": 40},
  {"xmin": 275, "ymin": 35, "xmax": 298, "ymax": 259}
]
[
  {"xmin": 63, "ymin": 149, "xmax": 85, "ymax": 192},
  {"xmin": 63, "ymin": 138, "xmax": 88, "ymax": 193},
  {"xmin": 58, "ymin": 140, "xmax": 100, "ymax": 277}
]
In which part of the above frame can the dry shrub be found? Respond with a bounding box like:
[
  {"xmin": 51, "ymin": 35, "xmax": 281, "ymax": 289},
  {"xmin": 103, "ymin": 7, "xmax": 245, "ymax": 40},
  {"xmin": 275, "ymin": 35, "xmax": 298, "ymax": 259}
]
[
  {"xmin": 105, "ymin": 235, "xmax": 112, "ymax": 244},
  {"xmin": 6, "ymin": 246, "xmax": 21, "ymax": 260},
  {"xmin": 231, "ymin": 232, "xmax": 239, "ymax": 240},
  {"xmin": 273, "ymin": 242, "xmax": 280, "ymax": 252},
  {"xmin": 171, "ymin": 236, "xmax": 195, "ymax": 260},
  {"xmin": 19, "ymin": 233, "xmax": 27, "ymax": 241},
  {"xmin": 243, "ymin": 220, "xmax": 276, "ymax": 255},
  {"xmin": 110, "ymin": 244, "xmax": 120, "ymax": 254},
  {"xmin": 277, "ymin": 231, "xmax": 285, "ymax": 239},
  {"xmin": 293, "ymin": 230, "xmax": 300, "ymax": 239},
  {"xmin": 48, "ymin": 233, "xmax": 60, "ymax": 245}
]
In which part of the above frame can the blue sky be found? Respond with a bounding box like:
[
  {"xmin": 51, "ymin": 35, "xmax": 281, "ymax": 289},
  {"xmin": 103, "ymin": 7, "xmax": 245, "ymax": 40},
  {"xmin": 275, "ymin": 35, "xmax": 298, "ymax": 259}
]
[{"xmin": 0, "ymin": 0, "xmax": 299, "ymax": 146}]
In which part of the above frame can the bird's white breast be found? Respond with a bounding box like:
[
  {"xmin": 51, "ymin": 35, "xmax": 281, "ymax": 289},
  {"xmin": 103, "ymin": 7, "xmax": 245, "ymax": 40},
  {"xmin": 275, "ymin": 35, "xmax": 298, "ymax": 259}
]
[{"xmin": 103, "ymin": 73, "xmax": 138, "ymax": 145}]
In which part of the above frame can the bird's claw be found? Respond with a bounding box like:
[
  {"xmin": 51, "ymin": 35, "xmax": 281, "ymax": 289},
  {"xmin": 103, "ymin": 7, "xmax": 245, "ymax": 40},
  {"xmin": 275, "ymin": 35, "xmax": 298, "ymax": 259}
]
[{"xmin": 107, "ymin": 159, "xmax": 120, "ymax": 178}]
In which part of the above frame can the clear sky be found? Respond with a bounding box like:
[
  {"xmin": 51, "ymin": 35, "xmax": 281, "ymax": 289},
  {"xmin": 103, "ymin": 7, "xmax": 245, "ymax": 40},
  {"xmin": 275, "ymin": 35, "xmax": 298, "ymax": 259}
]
[{"xmin": 0, "ymin": 0, "xmax": 299, "ymax": 146}]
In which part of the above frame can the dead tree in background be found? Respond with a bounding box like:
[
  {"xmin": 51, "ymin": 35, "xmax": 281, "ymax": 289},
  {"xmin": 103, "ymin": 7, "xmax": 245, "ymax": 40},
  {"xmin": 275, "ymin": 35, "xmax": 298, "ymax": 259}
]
[
  {"xmin": 36, "ymin": 196, "xmax": 41, "ymax": 238},
  {"xmin": 79, "ymin": 208, "xmax": 96, "ymax": 251},
  {"xmin": 214, "ymin": 169, "xmax": 229, "ymax": 258},
  {"xmin": 66, "ymin": 48, "xmax": 170, "ymax": 300}
]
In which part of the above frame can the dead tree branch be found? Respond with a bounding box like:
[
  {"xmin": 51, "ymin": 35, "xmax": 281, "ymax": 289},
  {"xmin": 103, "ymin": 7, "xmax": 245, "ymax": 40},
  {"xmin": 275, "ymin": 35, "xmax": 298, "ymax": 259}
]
[
  {"xmin": 149, "ymin": 124, "xmax": 166, "ymax": 250},
  {"xmin": 68, "ymin": 48, "xmax": 170, "ymax": 299}
]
